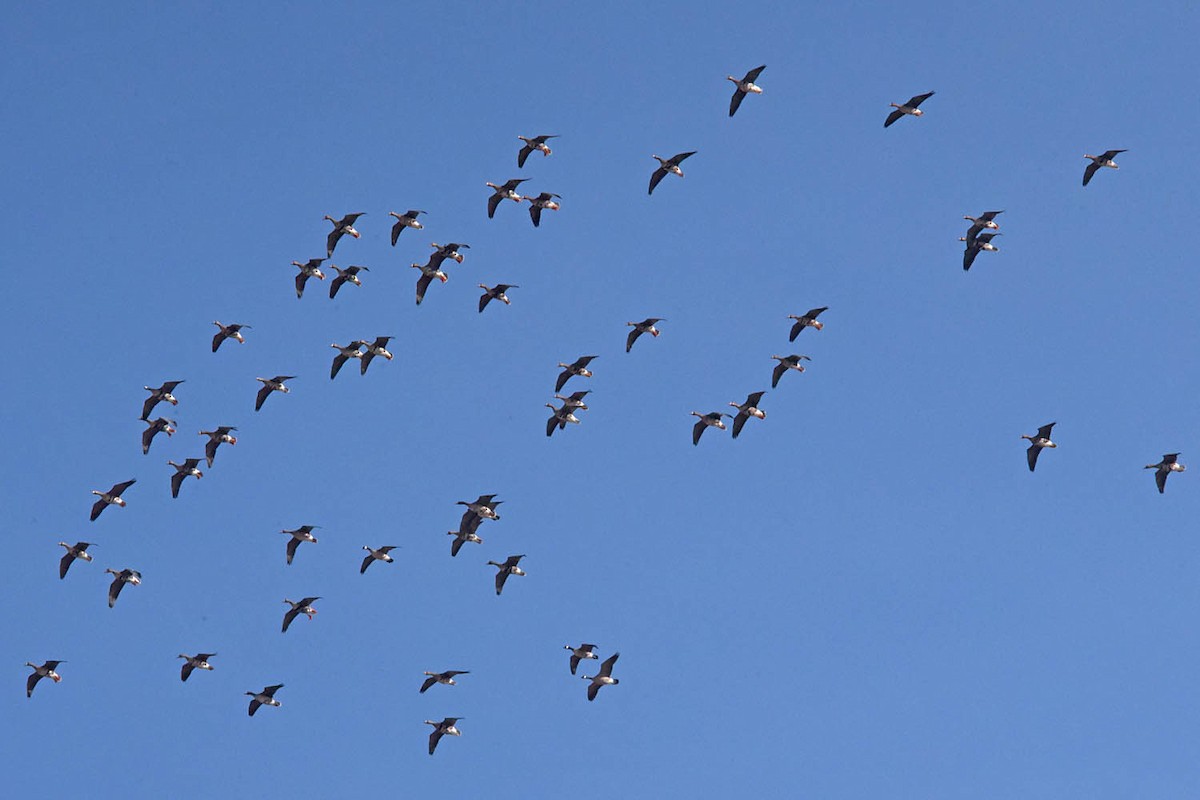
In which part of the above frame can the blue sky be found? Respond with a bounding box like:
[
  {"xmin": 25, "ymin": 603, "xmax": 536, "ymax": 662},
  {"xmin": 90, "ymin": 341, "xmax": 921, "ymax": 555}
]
[{"xmin": 5, "ymin": 2, "xmax": 1200, "ymax": 797}]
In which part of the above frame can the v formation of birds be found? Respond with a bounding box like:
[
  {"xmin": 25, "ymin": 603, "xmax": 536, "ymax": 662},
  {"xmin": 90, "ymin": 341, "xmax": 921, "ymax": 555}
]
[{"xmin": 29, "ymin": 64, "xmax": 1172, "ymax": 757}]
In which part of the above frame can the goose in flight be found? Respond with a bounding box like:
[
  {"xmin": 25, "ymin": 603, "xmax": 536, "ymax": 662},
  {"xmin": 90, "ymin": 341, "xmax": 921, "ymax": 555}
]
[
  {"xmin": 771, "ymin": 354, "xmax": 811, "ymax": 388},
  {"xmin": 212, "ymin": 321, "xmax": 250, "ymax": 352},
  {"xmin": 556, "ymin": 356, "xmax": 597, "ymax": 392},
  {"xmin": 787, "ymin": 307, "xmax": 828, "ymax": 341},
  {"xmin": 1146, "ymin": 453, "xmax": 1185, "ymax": 494},
  {"xmin": 429, "ymin": 242, "xmax": 470, "ymax": 268},
  {"xmin": 486, "ymin": 179, "xmax": 529, "ymax": 218},
  {"xmin": 727, "ymin": 64, "xmax": 765, "ymax": 117},
  {"xmin": 412, "ymin": 260, "xmax": 448, "ymax": 306},
  {"xmin": 960, "ymin": 232, "xmax": 1000, "ymax": 271},
  {"xmin": 291, "ymin": 258, "xmax": 326, "ymax": 298},
  {"xmin": 389, "ymin": 210, "xmax": 425, "ymax": 245},
  {"xmin": 626, "ymin": 318, "xmax": 665, "ymax": 353},
  {"xmin": 58, "ymin": 541, "xmax": 95, "ymax": 579},
  {"xmin": 255, "ymin": 376, "xmax": 295, "ymax": 411},
  {"xmin": 582, "ymin": 652, "xmax": 620, "ymax": 701},
  {"xmin": 168, "ymin": 459, "xmax": 203, "ymax": 498},
  {"xmin": 478, "ymin": 283, "xmax": 518, "ymax": 313},
  {"xmin": 728, "ymin": 391, "xmax": 768, "ymax": 439},
  {"xmin": 280, "ymin": 525, "xmax": 319, "ymax": 566},
  {"xmin": 555, "ymin": 390, "xmax": 590, "ymax": 411},
  {"xmin": 281, "ymin": 597, "xmax": 321, "ymax": 633},
  {"xmin": 649, "ymin": 151, "xmax": 696, "ymax": 195},
  {"xmin": 178, "ymin": 653, "xmax": 216, "ymax": 682},
  {"xmin": 25, "ymin": 660, "xmax": 65, "ymax": 698},
  {"xmin": 141, "ymin": 380, "xmax": 184, "ymax": 421},
  {"xmin": 425, "ymin": 718, "xmax": 463, "ymax": 755},
  {"xmin": 523, "ymin": 192, "xmax": 561, "ymax": 227},
  {"xmin": 447, "ymin": 520, "xmax": 484, "ymax": 557},
  {"xmin": 963, "ymin": 211, "xmax": 1003, "ymax": 243},
  {"xmin": 142, "ymin": 417, "xmax": 176, "ymax": 455},
  {"xmin": 1083, "ymin": 149, "xmax": 1127, "ymax": 186},
  {"xmin": 420, "ymin": 670, "xmax": 469, "ymax": 694},
  {"xmin": 546, "ymin": 402, "xmax": 582, "ymax": 437},
  {"xmin": 330, "ymin": 341, "xmax": 366, "ymax": 380},
  {"xmin": 329, "ymin": 265, "xmax": 369, "ymax": 299},
  {"xmin": 1022, "ymin": 423, "xmax": 1057, "ymax": 472},
  {"xmin": 325, "ymin": 213, "xmax": 365, "ymax": 257},
  {"xmin": 105, "ymin": 567, "xmax": 142, "ymax": 608},
  {"xmin": 90, "ymin": 479, "xmax": 136, "ymax": 521},
  {"xmin": 488, "ymin": 554, "xmax": 526, "ymax": 595},
  {"xmin": 360, "ymin": 545, "xmax": 398, "ymax": 574},
  {"xmin": 360, "ymin": 337, "xmax": 394, "ymax": 375},
  {"xmin": 691, "ymin": 411, "xmax": 731, "ymax": 445},
  {"xmin": 884, "ymin": 91, "xmax": 934, "ymax": 127},
  {"xmin": 200, "ymin": 426, "xmax": 237, "ymax": 468},
  {"xmin": 564, "ymin": 643, "xmax": 599, "ymax": 675},
  {"xmin": 246, "ymin": 684, "xmax": 283, "ymax": 716},
  {"xmin": 518, "ymin": 134, "xmax": 558, "ymax": 167}
]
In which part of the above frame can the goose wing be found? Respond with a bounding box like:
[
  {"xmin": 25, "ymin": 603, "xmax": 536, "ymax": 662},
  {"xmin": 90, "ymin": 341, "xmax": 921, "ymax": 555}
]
[
  {"xmin": 329, "ymin": 273, "xmax": 346, "ymax": 299},
  {"xmin": 479, "ymin": 290, "xmax": 494, "ymax": 313},
  {"xmin": 181, "ymin": 661, "xmax": 196, "ymax": 682},
  {"xmin": 884, "ymin": 108, "xmax": 904, "ymax": 128},
  {"xmin": 428, "ymin": 729, "xmax": 444, "ymax": 755},
  {"xmin": 419, "ymin": 675, "xmax": 438, "ymax": 693},
  {"xmin": 295, "ymin": 271, "xmax": 310, "ymax": 298},
  {"xmin": 962, "ymin": 242, "xmax": 979, "ymax": 271},
  {"xmin": 1101, "ymin": 149, "xmax": 1127, "ymax": 160},
  {"xmin": 529, "ymin": 203, "xmax": 542, "ymax": 227},
  {"xmin": 1036, "ymin": 423, "xmax": 1056, "ymax": 440},
  {"xmin": 390, "ymin": 219, "xmax": 403, "ymax": 246},
  {"xmin": 731, "ymin": 411, "xmax": 750, "ymax": 439},
  {"xmin": 1083, "ymin": 161, "xmax": 1100, "ymax": 186},
  {"xmin": 907, "ymin": 91, "xmax": 934, "ymax": 108},
  {"xmin": 771, "ymin": 362, "xmax": 787, "ymax": 388},
  {"xmin": 648, "ymin": 166, "xmax": 668, "ymax": 195},
  {"xmin": 494, "ymin": 567, "xmax": 509, "ymax": 595},
  {"xmin": 487, "ymin": 193, "xmax": 502, "ymax": 218},
  {"xmin": 1027, "ymin": 443, "xmax": 1041, "ymax": 472},
  {"xmin": 1156, "ymin": 468, "xmax": 1168, "ymax": 494},
  {"xmin": 141, "ymin": 424, "xmax": 158, "ymax": 455},
  {"xmin": 204, "ymin": 438, "xmax": 219, "ymax": 468},
  {"xmin": 285, "ymin": 537, "xmax": 300, "ymax": 565},
  {"xmin": 626, "ymin": 327, "xmax": 644, "ymax": 353},
  {"xmin": 281, "ymin": 605, "xmax": 301, "ymax": 632},
  {"xmin": 326, "ymin": 227, "xmax": 344, "ymax": 257},
  {"xmin": 569, "ymin": 654, "xmax": 581, "ymax": 675},
  {"xmin": 729, "ymin": 87, "xmax": 746, "ymax": 117},
  {"xmin": 211, "ymin": 329, "xmax": 226, "ymax": 352},
  {"xmin": 59, "ymin": 551, "xmax": 76, "ymax": 579},
  {"xmin": 670, "ymin": 151, "xmax": 696, "ymax": 166},
  {"xmin": 743, "ymin": 64, "xmax": 766, "ymax": 83},
  {"xmin": 27, "ymin": 672, "xmax": 43, "ymax": 698},
  {"xmin": 517, "ymin": 143, "xmax": 534, "ymax": 168},
  {"xmin": 415, "ymin": 272, "xmax": 434, "ymax": 305},
  {"xmin": 108, "ymin": 575, "xmax": 125, "ymax": 607},
  {"xmin": 360, "ymin": 553, "xmax": 374, "ymax": 574},
  {"xmin": 170, "ymin": 471, "xmax": 185, "ymax": 499},
  {"xmin": 692, "ymin": 418, "xmax": 706, "ymax": 446}
]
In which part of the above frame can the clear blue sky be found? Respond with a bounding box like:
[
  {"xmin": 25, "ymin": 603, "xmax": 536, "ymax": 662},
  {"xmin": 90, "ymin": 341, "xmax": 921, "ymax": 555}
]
[{"xmin": 6, "ymin": 2, "xmax": 1200, "ymax": 797}]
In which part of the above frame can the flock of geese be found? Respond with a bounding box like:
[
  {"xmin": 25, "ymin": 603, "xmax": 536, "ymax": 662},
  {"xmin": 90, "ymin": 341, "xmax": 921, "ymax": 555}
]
[{"xmin": 26, "ymin": 60, "xmax": 1176, "ymax": 762}]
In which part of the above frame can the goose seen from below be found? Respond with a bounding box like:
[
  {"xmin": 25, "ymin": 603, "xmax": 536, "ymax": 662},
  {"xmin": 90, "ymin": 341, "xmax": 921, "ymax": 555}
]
[
  {"xmin": 360, "ymin": 337, "xmax": 394, "ymax": 375},
  {"xmin": 771, "ymin": 354, "xmax": 811, "ymax": 388},
  {"xmin": 412, "ymin": 260, "xmax": 448, "ymax": 306},
  {"xmin": 963, "ymin": 211, "xmax": 1003, "ymax": 242},
  {"xmin": 884, "ymin": 91, "xmax": 934, "ymax": 127},
  {"xmin": 200, "ymin": 426, "xmax": 237, "ymax": 467},
  {"xmin": 960, "ymin": 232, "xmax": 1000, "ymax": 271},
  {"xmin": 728, "ymin": 391, "xmax": 768, "ymax": 438},
  {"xmin": 329, "ymin": 265, "xmax": 369, "ymax": 299},
  {"xmin": 447, "ymin": 518, "xmax": 484, "ymax": 557},
  {"xmin": 105, "ymin": 568, "xmax": 141, "ymax": 608},
  {"xmin": 25, "ymin": 660, "xmax": 65, "ymax": 698},
  {"xmin": 1022, "ymin": 422, "xmax": 1057, "ymax": 472},
  {"xmin": 429, "ymin": 242, "xmax": 470, "ymax": 268},
  {"xmin": 1146, "ymin": 453, "xmax": 1185, "ymax": 494},
  {"xmin": 389, "ymin": 210, "xmax": 425, "ymax": 245},
  {"xmin": 330, "ymin": 341, "xmax": 366, "ymax": 380},
  {"xmin": 489, "ymin": 554, "xmax": 526, "ymax": 595},
  {"xmin": 142, "ymin": 417, "xmax": 176, "ymax": 455},
  {"xmin": 517, "ymin": 134, "xmax": 558, "ymax": 167},
  {"xmin": 291, "ymin": 259, "xmax": 326, "ymax": 298},
  {"xmin": 458, "ymin": 495, "xmax": 502, "ymax": 524},
  {"xmin": 555, "ymin": 390, "xmax": 590, "ymax": 411},
  {"xmin": 556, "ymin": 356, "xmax": 597, "ymax": 392},
  {"xmin": 168, "ymin": 458, "xmax": 203, "ymax": 498},
  {"xmin": 281, "ymin": 525, "xmax": 320, "ymax": 565},
  {"xmin": 486, "ymin": 178, "xmax": 529, "ymax": 218},
  {"xmin": 246, "ymin": 684, "xmax": 283, "ymax": 716},
  {"xmin": 360, "ymin": 545, "xmax": 398, "ymax": 574},
  {"xmin": 425, "ymin": 718, "xmax": 463, "ymax": 755},
  {"xmin": 420, "ymin": 670, "xmax": 469, "ymax": 693},
  {"xmin": 324, "ymin": 213, "xmax": 364, "ymax": 257},
  {"xmin": 90, "ymin": 479, "xmax": 136, "ymax": 521},
  {"xmin": 282, "ymin": 597, "xmax": 321, "ymax": 633},
  {"xmin": 178, "ymin": 653, "xmax": 216, "ymax": 682},
  {"xmin": 564, "ymin": 643, "xmax": 599, "ymax": 675},
  {"xmin": 255, "ymin": 376, "xmax": 295, "ymax": 411},
  {"xmin": 649, "ymin": 151, "xmax": 696, "ymax": 195},
  {"xmin": 787, "ymin": 307, "xmax": 828, "ymax": 341},
  {"xmin": 212, "ymin": 321, "xmax": 250, "ymax": 352},
  {"xmin": 582, "ymin": 652, "xmax": 620, "ymax": 701},
  {"xmin": 691, "ymin": 411, "xmax": 731, "ymax": 445},
  {"xmin": 626, "ymin": 318, "xmax": 665, "ymax": 352},
  {"xmin": 727, "ymin": 64, "xmax": 765, "ymax": 117},
  {"xmin": 546, "ymin": 402, "xmax": 582, "ymax": 437},
  {"xmin": 1083, "ymin": 150, "xmax": 1126, "ymax": 186},
  {"xmin": 523, "ymin": 192, "xmax": 561, "ymax": 227},
  {"xmin": 478, "ymin": 283, "xmax": 518, "ymax": 313},
  {"xmin": 58, "ymin": 541, "xmax": 95, "ymax": 579},
  {"xmin": 141, "ymin": 380, "xmax": 184, "ymax": 421}
]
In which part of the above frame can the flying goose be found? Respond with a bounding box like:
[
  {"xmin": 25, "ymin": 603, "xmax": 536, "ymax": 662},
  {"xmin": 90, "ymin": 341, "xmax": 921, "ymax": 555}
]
[
  {"xmin": 884, "ymin": 91, "xmax": 934, "ymax": 127},
  {"xmin": 1146, "ymin": 453, "xmax": 1185, "ymax": 494},
  {"xmin": 556, "ymin": 356, "xmax": 597, "ymax": 392},
  {"xmin": 564, "ymin": 643, "xmax": 599, "ymax": 675},
  {"xmin": 291, "ymin": 259, "xmax": 326, "ymax": 298},
  {"xmin": 330, "ymin": 341, "xmax": 367, "ymax": 380},
  {"xmin": 429, "ymin": 242, "xmax": 470, "ymax": 268},
  {"xmin": 200, "ymin": 426, "xmax": 237, "ymax": 468},
  {"xmin": 518, "ymin": 134, "xmax": 558, "ymax": 167},
  {"xmin": 255, "ymin": 376, "xmax": 295, "ymax": 411},
  {"xmin": 523, "ymin": 192, "xmax": 561, "ymax": 227},
  {"xmin": 963, "ymin": 211, "xmax": 1003, "ymax": 243},
  {"xmin": 25, "ymin": 660, "xmax": 64, "ymax": 698},
  {"xmin": 448, "ymin": 523, "xmax": 484, "ymax": 557},
  {"xmin": 58, "ymin": 541, "xmax": 95, "ymax": 579},
  {"xmin": 141, "ymin": 380, "xmax": 184, "ymax": 421},
  {"xmin": 457, "ymin": 495, "xmax": 502, "ymax": 523},
  {"xmin": 246, "ymin": 684, "xmax": 283, "ymax": 716},
  {"xmin": 649, "ymin": 151, "xmax": 696, "ymax": 195},
  {"xmin": 325, "ymin": 213, "xmax": 365, "ymax": 257},
  {"xmin": 389, "ymin": 210, "xmax": 425, "ymax": 245},
  {"xmin": 280, "ymin": 526, "xmax": 319, "ymax": 566},
  {"xmin": 626, "ymin": 318, "xmax": 665, "ymax": 353},
  {"xmin": 691, "ymin": 411, "xmax": 731, "ymax": 445},
  {"xmin": 212, "ymin": 321, "xmax": 251, "ymax": 352},
  {"xmin": 360, "ymin": 336, "xmax": 394, "ymax": 375},
  {"xmin": 486, "ymin": 179, "xmax": 529, "ymax": 218},
  {"xmin": 412, "ymin": 260, "xmax": 448, "ymax": 305},
  {"xmin": 488, "ymin": 554, "xmax": 526, "ymax": 595},
  {"xmin": 425, "ymin": 718, "xmax": 463, "ymax": 755},
  {"xmin": 178, "ymin": 653, "xmax": 216, "ymax": 682},
  {"xmin": 727, "ymin": 64, "xmax": 765, "ymax": 117},
  {"xmin": 142, "ymin": 417, "xmax": 176, "ymax": 455},
  {"xmin": 787, "ymin": 307, "xmax": 828, "ymax": 341},
  {"xmin": 1022, "ymin": 423, "xmax": 1057, "ymax": 472},
  {"xmin": 105, "ymin": 568, "xmax": 142, "ymax": 608},
  {"xmin": 960, "ymin": 232, "xmax": 1000, "ymax": 271},
  {"xmin": 478, "ymin": 283, "xmax": 518, "ymax": 313},
  {"xmin": 329, "ymin": 265, "xmax": 369, "ymax": 299},
  {"xmin": 90, "ymin": 479, "xmax": 136, "ymax": 521},
  {"xmin": 771, "ymin": 354, "xmax": 811, "ymax": 388},
  {"xmin": 555, "ymin": 390, "xmax": 590, "ymax": 410},
  {"xmin": 546, "ymin": 402, "xmax": 582, "ymax": 437},
  {"xmin": 168, "ymin": 458, "xmax": 203, "ymax": 498},
  {"xmin": 360, "ymin": 545, "xmax": 398, "ymax": 574},
  {"xmin": 728, "ymin": 391, "xmax": 768, "ymax": 439},
  {"xmin": 420, "ymin": 670, "xmax": 469, "ymax": 694},
  {"xmin": 1083, "ymin": 150, "xmax": 1126, "ymax": 186},
  {"xmin": 582, "ymin": 651, "xmax": 620, "ymax": 701},
  {"xmin": 282, "ymin": 597, "xmax": 321, "ymax": 633}
]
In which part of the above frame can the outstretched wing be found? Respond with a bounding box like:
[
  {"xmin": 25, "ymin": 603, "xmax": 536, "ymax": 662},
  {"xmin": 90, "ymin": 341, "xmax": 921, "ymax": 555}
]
[
  {"xmin": 517, "ymin": 144, "xmax": 533, "ymax": 168},
  {"xmin": 884, "ymin": 108, "xmax": 904, "ymax": 128},
  {"xmin": 170, "ymin": 472, "xmax": 184, "ymax": 499},
  {"xmin": 731, "ymin": 412, "xmax": 749, "ymax": 439},
  {"xmin": 529, "ymin": 204, "xmax": 542, "ymax": 228},
  {"xmin": 487, "ymin": 193, "xmax": 501, "ymax": 219},
  {"xmin": 648, "ymin": 167, "xmax": 668, "ymax": 195},
  {"xmin": 1027, "ymin": 444, "xmax": 1040, "ymax": 473},
  {"xmin": 626, "ymin": 328, "xmax": 643, "ymax": 353},
  {"xmin": 692, "ymin": 419, "xmax": 706, "ymax": 446},
  {"xmin": 1083, "ymin": 161, "xmax": 1100, "ymax": 186},
  {"xmin": 415, "ymin": 273, "xmax": 433, "ymax": 305},
  {"xmin": 771, "ymin": 363, "xmax": 786, "ymax": 388},
  {"xmin": 729, "ymin": 88, "xmax": 746, "ymax": 118}
]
